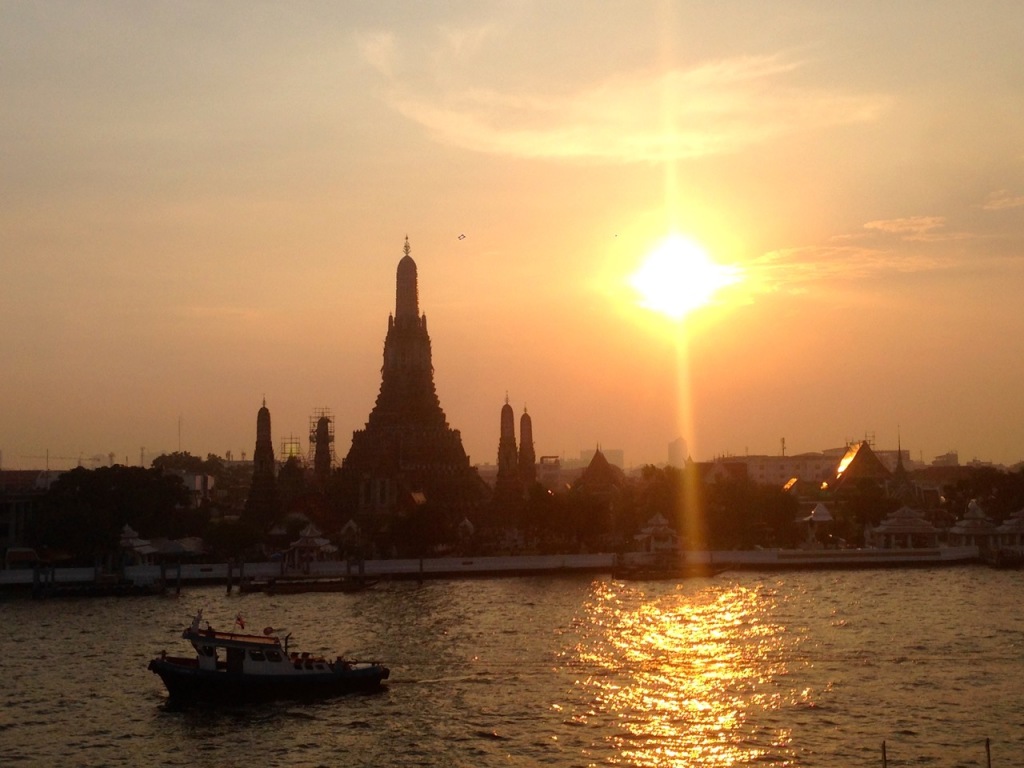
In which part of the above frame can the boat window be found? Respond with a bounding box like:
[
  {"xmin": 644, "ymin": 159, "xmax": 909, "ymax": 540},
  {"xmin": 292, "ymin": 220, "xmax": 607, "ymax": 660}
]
[
  {"xmin": 200, "ymin": 646, "xmax": 215, "ymax": 657},
  {"xmin": 265, "ymin": 650, "xmax": 282, "ymax": 662},
  {"xmin": 249, "ymin": 650, "xmax": 266, "ymax": 662}
]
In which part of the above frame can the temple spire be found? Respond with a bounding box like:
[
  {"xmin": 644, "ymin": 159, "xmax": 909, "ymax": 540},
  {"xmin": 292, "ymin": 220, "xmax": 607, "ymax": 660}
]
[{"xmin": 396, "ymin": 236, "xmax": 419, "ymax": 321}]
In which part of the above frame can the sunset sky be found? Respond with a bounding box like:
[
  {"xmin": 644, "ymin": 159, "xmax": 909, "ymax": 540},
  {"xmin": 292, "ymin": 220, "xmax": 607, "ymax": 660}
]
[{"xmin": 3, "ymin": 2, "xmax": 1024, "ymax": 472}]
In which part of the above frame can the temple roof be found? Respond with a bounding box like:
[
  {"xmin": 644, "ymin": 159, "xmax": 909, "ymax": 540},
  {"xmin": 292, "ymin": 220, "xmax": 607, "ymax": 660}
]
[
  {"xmin": 872, "ymin": 505, "xmax": 939, "ymax": 535},
  {"xmin": 575, "ymin": 449, "xmax": 625, "ymax": 493},
  {"xmin": 950, "ymin": 499, "xmax": 996, "ymax": 534},
  {"xmin": 832, "ymin": 441, "xmax": 891, "ymax": 488},
  {"xmin": 997, "ymin": 508, "xmax": 1024, "ymax": 534}
]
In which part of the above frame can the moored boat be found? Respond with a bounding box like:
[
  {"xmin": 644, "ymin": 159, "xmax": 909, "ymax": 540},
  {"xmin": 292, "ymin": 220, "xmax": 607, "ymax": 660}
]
[
  {"xmin": 612, "ymin": 549, "xmax": 725, "ymax": 581},
  {"xmin": 240, "ymin": 576, "xmax": 378, "ymax": 595},
  {"xmin": 613, "ymin": 563, "xmax": 726, "ymax": 580},
  {"xmin": 148, "ymin": 611, "xmax": 389, "ymax": 702}
]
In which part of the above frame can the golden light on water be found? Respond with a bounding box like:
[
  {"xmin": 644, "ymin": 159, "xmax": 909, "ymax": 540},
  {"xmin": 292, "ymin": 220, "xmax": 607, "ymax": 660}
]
[{"xmin": 563, "ymin": 582, "xmax": 800, "ymax": 766}]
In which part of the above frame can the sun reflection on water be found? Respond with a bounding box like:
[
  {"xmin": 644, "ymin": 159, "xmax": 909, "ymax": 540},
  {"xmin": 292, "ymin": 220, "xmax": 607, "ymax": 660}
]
[{"xmin": 561, "ymin": 581, "xmax": 801, "ymax": 766}]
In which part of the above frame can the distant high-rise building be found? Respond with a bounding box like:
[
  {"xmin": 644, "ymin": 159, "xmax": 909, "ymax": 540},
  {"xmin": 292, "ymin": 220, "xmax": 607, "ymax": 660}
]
[
  {"xmin": 668, "ymin": 437, "xmax": 688, "ymax": 468},
  {"xmin": 340, "ymin": 239, "xmax": 485, "ymax": 524},
  {"xmin": 244, "ymin": 399, "xmax": 281, "ymax": 528}
]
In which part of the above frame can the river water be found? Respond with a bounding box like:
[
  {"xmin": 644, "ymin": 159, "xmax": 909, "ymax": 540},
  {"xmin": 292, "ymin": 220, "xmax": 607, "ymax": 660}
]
[{"xmin": 1, "ymin": 566, "xmax": 1021, "ymax": 767}]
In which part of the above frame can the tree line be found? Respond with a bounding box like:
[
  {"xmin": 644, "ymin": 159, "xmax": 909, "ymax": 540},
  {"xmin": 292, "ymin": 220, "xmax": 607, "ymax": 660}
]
[{"xmin": 23, "ymin": 453, "xmax": 1024, "ymax": 565}]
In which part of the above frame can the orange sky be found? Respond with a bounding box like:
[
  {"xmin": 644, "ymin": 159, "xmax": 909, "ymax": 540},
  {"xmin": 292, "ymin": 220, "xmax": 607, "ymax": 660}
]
[{"xmin": 3, "ymin": 2, "xmax": 1024, "ymax": 471}]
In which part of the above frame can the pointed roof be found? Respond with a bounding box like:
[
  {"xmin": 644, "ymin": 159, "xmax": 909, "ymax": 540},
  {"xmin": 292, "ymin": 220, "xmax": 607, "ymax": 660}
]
[
  {"xmin": 997, "ymin": 508, "xmax": 1024, "ymax": 534},
  {"xmin": 290, "ymin": 523, "xmax": 332, "ymax": 550},
  {"xmin": 950, "ymin": 499, "xmax": 996, "ymax": 535},
  {"xmin": 575, "ymin": 448, "xmax": 624, "ymax": 494},
  {"xmin": 807, "ymin": 503, "xmax": 833, "ymax": 522},
  {"xmin": 832, "ymin": 441, "xmax": 891, "ymax": 488},
  {"xmin": 395, "ymin": 236, "xmax": 419, "ymax": 320},
  {"xmin": 872, "ymin": 505, "xmax": 939, "ymax": 535}
]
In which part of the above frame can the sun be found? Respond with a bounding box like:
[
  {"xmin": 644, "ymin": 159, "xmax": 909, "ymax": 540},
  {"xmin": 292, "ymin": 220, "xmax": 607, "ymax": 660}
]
[{"xmin": 629, "ymin": 234, "xmax": 739, "ymax": 321}]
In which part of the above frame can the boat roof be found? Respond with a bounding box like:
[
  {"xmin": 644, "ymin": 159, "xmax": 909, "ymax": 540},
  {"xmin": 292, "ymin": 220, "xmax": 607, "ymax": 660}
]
[{"xmin": 184, "ymin": 626, "xmax": 282, "ymax": 649}]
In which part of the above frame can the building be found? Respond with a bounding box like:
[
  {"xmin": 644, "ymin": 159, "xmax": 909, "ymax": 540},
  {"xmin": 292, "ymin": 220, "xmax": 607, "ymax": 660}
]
[
  {"xmin": 243, "ymin": 399, "xmax": 281, "ymax": 529},
  {"xmin": 865, "ymin": 506, "xmax": 940, "ymax": 549},
  {"xmin": 667, "ymin": 437, "xmax": 688, "ymax": 468},
  {"xmin": 309, "ymin": 408, "xmax": 335, "ymax": 489},
  {"xmin": 710, "ymin": 449, "xmax": 845, "ymax": 487},
  {"xmin": 495, "ymin": 397, "xmax": 520, "ymax": 498},
  {"xmin": 339, "ymin": 239, "xmax": 486, "ymax": 529},
  {"xmin": 708, "ymin": 442, "xmax": 917, "ymax": 489},
  {"xmin": 948, "ymin": 499, "xmax": 998, "ymax": 548},
  {"xmin": 578, "ymin": 448, "xmax": 625, "ymax": 470},
  {"xmin": 492, "ymin": 398, "xmax": 538, "ymax": 497},
  {"xmin": 518, "ymin": 407, "xmax": 536, "ymax": 486}
]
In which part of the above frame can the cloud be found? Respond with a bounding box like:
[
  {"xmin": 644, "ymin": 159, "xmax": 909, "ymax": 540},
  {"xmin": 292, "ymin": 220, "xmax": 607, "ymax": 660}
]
[
  {"xmin": 978, "ymin": 190, "xmax": 1024, "ymax": 211},
  {"xmin": 863, "ymin": 216, "xmax": 945, "ymax": 235},
  {"xmin": 749, "ymin": 220, "xmax": 1024, "ymax": 298},
  {"xmin": 361, "ymin": 42, "xmax": 890, "ymax": 162},
  {"xmin": 862, "ymin": 216, "xmax": 972, "ymax": 243},
  {"xmin": 747, "ymin": 245, "xmax": 957, "ymax": 295}
]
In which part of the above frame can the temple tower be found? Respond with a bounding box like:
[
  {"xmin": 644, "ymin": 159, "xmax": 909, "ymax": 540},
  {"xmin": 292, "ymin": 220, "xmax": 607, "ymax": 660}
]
[
  {"xmin": 495, "ymin": 396, "xmax": 520, "ymax": 494},
  {"xmin": 309, "ymin": 408, "xmax": 335, "ymax": 489},
  {"xmin": 340, "ymin": 239, "xmax": 485, "ymax": 532},
  {"xmin": 518, "ymin": 407, "xmax": 536, "ymax": 486},
  {"xmin": 253, "ymin": 400, "xmax": 275, "ymax": 476},
  {"xmin": 244, "ymin": 399, "xmax": 281, "ymax": 529}
]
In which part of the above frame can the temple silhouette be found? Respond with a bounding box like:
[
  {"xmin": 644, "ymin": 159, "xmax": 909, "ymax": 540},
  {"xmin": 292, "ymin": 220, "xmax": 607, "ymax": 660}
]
[
  {"xmin": 494, "ymin": 399, "xmax": 537, "ymax": 498},
  {"xmin": 338, "ymin": 238, "xmax": 486, "ymax": 546},
  {"xmin": 243, "ymin": 398, "xmax": 281, "ymax": 528}
]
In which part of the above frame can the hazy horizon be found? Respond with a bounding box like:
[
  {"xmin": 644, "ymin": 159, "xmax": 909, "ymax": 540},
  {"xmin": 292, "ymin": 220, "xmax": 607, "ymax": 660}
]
[{"xmin": 3, "ymin": 2, "xmax": 1024, "ymax": 472}]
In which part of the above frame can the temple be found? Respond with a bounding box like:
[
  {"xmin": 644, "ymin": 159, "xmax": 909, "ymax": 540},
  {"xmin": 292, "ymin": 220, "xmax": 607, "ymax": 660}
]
[
  {"xmin": 243, "ymin": 399, "xmax": 281, "ymax": 528},
  {"xmin": 518, "ymin": 407, "xmax": 536, "ymax": 486},
  {"xmin": 495, "ymin": 396, "xmax": 520, "ymax": 497},
  {"xmin": 339, "ymin": 239, "xmax": 485, "ymax": 545}
]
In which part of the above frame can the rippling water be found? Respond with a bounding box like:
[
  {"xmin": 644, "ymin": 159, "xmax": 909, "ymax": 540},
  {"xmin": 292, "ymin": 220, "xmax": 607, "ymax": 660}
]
[{"xmin": 2, "ymin": 567, "xmax": 1022, "ymax": 767}]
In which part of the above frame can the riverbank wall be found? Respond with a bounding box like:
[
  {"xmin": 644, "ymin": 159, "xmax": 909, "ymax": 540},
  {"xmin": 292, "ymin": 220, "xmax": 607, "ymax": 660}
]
[{"xmin": 0, "ymin": 546, "xmax": 985, "ymax": 595}]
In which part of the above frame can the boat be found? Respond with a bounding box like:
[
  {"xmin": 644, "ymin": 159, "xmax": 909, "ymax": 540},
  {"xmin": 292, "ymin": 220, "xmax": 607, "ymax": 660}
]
[
  {"xmin": 984, "ymin": 547, "xmax": 1024, "ymax": 569},
  {"xmin": 148, "ymin": 611, "xmax": 389, "ymax": 702},
  {"xmin": 613, "ymin": 563, "xmax": 726, "ymax": 580},
  {"xmin": 240, "ymin": 576, "xmax": 378, "ymax": 595},
  {"xmin": 612, "ymin": 550, "xmax": 725, "ymax": 581}
]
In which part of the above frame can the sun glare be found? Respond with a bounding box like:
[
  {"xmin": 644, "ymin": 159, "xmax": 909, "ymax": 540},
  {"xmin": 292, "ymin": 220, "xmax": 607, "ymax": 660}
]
[{"xmin": 629, "ymin": 234, "xmax": 739, "ymax": 321}]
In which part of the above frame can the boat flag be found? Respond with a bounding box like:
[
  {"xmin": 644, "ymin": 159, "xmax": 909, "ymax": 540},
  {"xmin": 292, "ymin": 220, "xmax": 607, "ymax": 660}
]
[{"xmin": 235, "ymin": 613, "xmax": 245, "ymax": 629}]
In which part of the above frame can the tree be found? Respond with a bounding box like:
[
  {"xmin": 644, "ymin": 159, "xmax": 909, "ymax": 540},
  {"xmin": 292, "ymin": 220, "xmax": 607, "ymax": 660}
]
[
  {"xmin": 32, "ymin": 465, "xmax": 191, "ymax": 565},
  {"xmin": 203, "ymin": 518, "xmax": 263, "ymax": 560}
]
